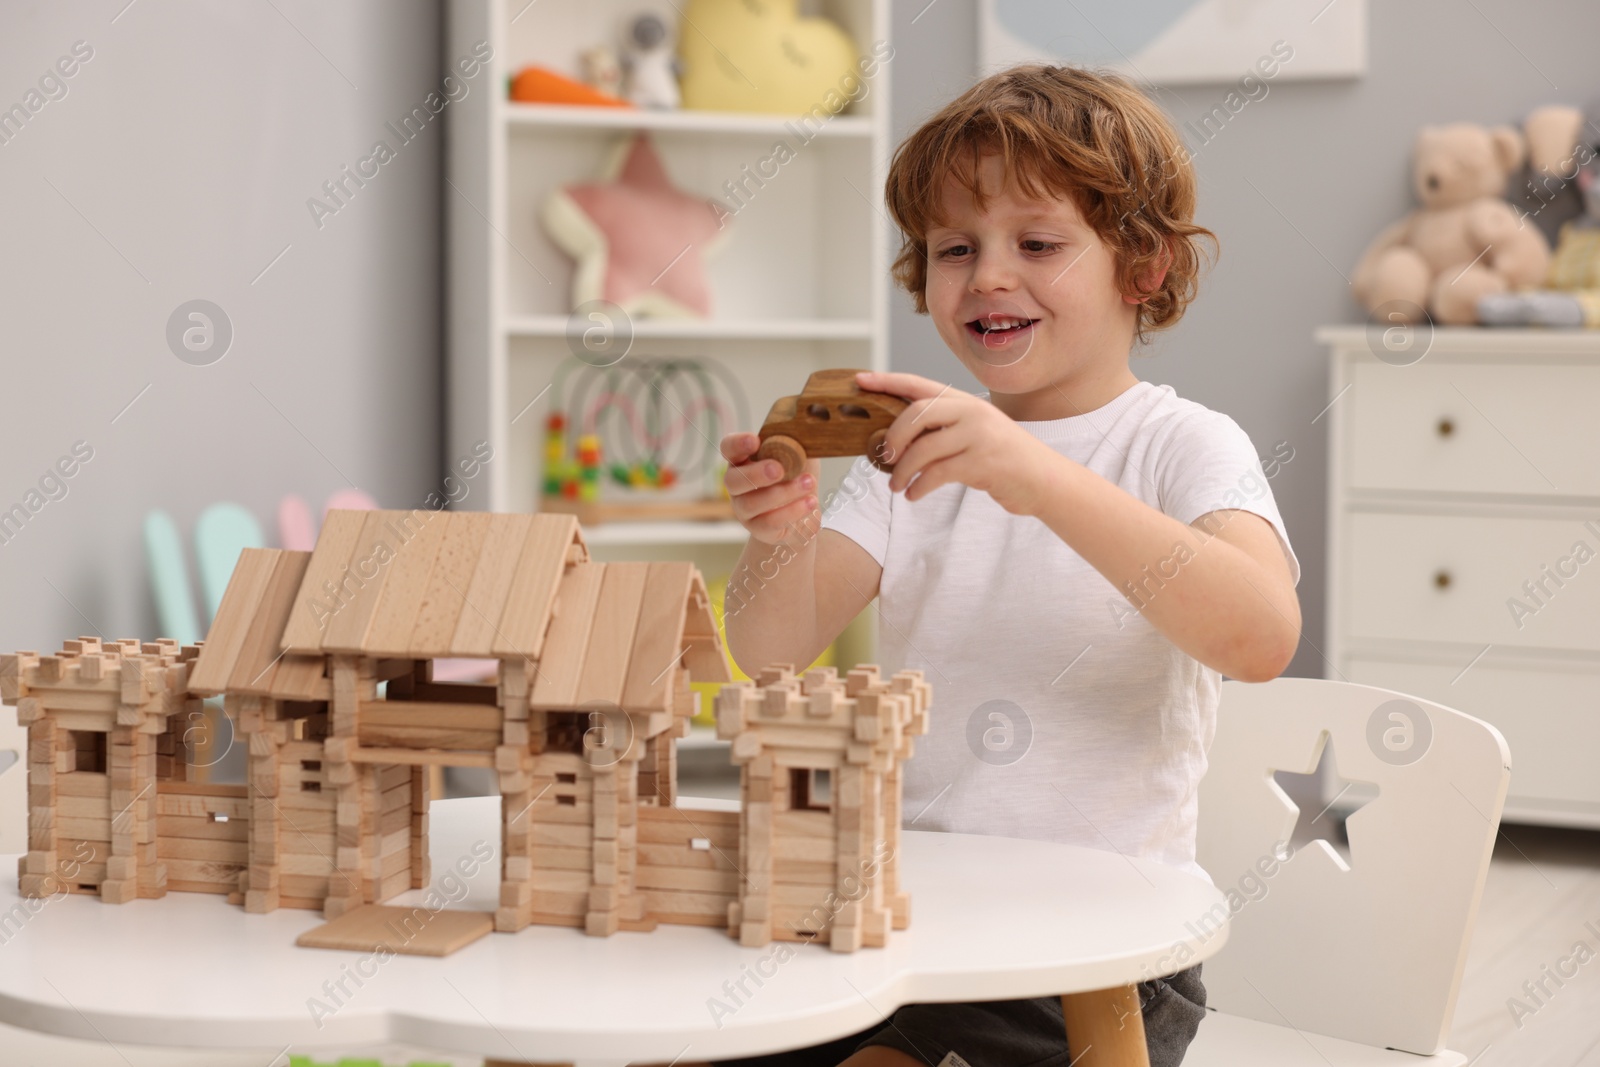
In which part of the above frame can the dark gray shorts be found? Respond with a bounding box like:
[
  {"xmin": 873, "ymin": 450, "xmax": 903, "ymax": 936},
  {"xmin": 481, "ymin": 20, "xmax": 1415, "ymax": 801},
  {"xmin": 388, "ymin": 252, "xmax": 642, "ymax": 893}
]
[{"xmin": 718, "ymin": 965, "xmax": 1206, "ymax": 1067}]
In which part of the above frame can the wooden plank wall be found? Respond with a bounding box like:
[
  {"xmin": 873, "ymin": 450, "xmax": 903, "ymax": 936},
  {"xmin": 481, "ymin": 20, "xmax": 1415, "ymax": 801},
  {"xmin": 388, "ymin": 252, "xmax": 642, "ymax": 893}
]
[
  {"xmin": 263, "ymin": 739, "xmax": 339, "ymax": 909},
  {"xmin": 155, "ymin": 781, "xmax": 248, "ymax": 894},
  {"xmin": 770, "ymin": 803, "xmax": 840, "ymax": 941},
  {"xmin": 635, "ymin": 805, "xmax": 740, "ymax": 929},
  {"xmin": 50, "ymin": 766, "xmax": 109, "ymax": 894},
  {"xmin": 374, "ymin": 763, "xmax": 415, "ymax": 901},
  {"xmin": 518, "ymin": 751, "xmax": 595, "ymax": 927}
]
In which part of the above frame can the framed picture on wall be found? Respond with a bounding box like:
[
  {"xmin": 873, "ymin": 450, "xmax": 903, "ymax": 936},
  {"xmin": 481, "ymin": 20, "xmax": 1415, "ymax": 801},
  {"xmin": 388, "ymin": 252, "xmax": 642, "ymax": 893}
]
[{"xmin": 978, "ymin": 0, "xmax": 1367, "ymax": 84}]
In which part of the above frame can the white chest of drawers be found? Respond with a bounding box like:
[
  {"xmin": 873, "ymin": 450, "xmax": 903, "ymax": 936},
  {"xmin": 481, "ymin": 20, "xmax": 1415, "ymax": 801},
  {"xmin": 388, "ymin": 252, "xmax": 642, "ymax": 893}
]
[{"xmin": 1320, "ymin": 325, "xmax": 1600, "ymax": 828}]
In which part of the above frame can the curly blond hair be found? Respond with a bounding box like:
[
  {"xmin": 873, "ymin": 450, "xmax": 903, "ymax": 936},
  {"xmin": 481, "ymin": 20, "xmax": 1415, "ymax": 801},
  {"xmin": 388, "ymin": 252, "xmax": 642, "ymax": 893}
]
[{"xmin": 886, "ymin": 64, "xmax": 1216, "ymax": 345}]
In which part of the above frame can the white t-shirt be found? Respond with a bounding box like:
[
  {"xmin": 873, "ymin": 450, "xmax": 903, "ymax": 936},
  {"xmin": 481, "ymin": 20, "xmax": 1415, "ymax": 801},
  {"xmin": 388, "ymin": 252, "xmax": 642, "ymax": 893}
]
[{"xmin": 821, "ymin": 379, "xmax": 1300, "ymax": 881}]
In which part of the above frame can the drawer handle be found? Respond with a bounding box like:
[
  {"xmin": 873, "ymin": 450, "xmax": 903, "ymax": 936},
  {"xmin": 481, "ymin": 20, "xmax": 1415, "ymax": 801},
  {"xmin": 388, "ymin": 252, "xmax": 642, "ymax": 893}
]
[
  {"xmin": 1436, "ymin": 417, "xmax": 1455, "ymax": 438},
  {"xmin": 1434, "ymin": 569, "xmax": 1452, "ymax": 590}
]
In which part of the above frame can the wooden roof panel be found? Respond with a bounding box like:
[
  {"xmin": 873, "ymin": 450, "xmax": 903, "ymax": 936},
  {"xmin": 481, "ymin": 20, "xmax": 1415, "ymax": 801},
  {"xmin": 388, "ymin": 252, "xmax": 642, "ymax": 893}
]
[
  {"xmin": 448, "ymin": 512, "xmax": 533, "ymax": 657},
  {"xmin": 265, "ymin": 644, "xmax": 329, "ymax": 701},
  {"xmin": 280, "ymin": 509, "xmax": 367, "ymax": 653},
  {"xmin": 226, "ymin": 549, "xmax": 321, "ymax": 697},
  {"xmin": 360, "ymin": 514, "xmax": 450, "ymax": 657},
  {"xmin": 527, "ymin": 563, "xmax": 606, "ymax": 711},
  {"xmin": 188, "ymin": 548, "xmax": 282, "ymax": 694},
  {"xmin": 571, "ymin": 563, "xmax": 650, "ymax": 708},
  {"xmin": 619, "ymin": 562, "xmax": 694, "ymax": 713},
  {"xmin": 490, "ymin": 514, "xmax": 581, "ymax": 660},
  {"xmin": 406, "ymin": 511, "xmax": 493, "ymax": 655},
  {"xmin": 319, "ymin": 510, "xmax": 401, "ymax": 653}
]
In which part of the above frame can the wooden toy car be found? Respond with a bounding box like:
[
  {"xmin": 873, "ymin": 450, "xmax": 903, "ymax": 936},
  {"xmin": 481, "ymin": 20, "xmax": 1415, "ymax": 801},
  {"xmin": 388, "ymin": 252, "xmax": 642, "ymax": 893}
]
[{"xmin": 755, "ymin": 369, "xmax": 909, "ymax": 479}]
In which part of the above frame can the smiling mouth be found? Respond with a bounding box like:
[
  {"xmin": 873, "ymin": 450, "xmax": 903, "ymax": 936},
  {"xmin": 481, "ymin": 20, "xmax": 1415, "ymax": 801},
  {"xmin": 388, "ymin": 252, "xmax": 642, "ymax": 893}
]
[{"xmin": 967, "ymin": 317, "xmax": 1038, "ymax": 336}]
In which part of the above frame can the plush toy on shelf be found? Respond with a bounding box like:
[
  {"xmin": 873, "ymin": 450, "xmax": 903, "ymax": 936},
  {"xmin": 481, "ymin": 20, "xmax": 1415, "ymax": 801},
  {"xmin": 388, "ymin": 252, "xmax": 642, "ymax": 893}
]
[
  {"xmin": 677, "ymin": 0, "xmax": 863, "ymax": 116},
  {"xmin": 508, "ymin": 64, "xmax": 631, "ymax": 108},
  {"xmin": 541, "ymin": 132, "xmax": 728, "ymax": 318},
  {"xmin": 540, "ymin": 356, "xmax": 747, "ymax": 525},
  {"xmin": 1508, "ymin": 99, "xmax": 1600, "ymax": 247},
  {"xmin": 1479, "ymin": 161, "xmax": 1600, "ymax": 327},
  {"xmin": 1480, "ymin": 102, "xmax": 1600, "ymax": 328},
  {"xmin": 1351, "ymin": 122, "xmax": 1551, "ymax": 326},
  {"xmin": 621, "ymin": 12, "xmax": 681, "ymax": 109},
  {"xmin": 580, "ymin": 45, "xmax": 624, "ymax": 100}
]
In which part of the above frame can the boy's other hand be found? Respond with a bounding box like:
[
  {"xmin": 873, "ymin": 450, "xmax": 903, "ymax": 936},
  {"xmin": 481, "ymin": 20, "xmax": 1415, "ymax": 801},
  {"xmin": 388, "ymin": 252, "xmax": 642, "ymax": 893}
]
[
  {"xmin": 859, "ymin": 370, "xmax": 1059, "ymax": 516},
  {"xmin": 721, "ymin": 432, "xmax": 822, "ymax": 546}
]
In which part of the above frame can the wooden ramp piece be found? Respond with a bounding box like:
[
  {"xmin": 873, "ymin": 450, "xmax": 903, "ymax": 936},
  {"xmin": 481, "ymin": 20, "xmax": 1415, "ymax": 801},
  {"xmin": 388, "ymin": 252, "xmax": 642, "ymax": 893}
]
[{"xmin": 295, "ymin": 904, "xmax": 494, "ymax": 957}]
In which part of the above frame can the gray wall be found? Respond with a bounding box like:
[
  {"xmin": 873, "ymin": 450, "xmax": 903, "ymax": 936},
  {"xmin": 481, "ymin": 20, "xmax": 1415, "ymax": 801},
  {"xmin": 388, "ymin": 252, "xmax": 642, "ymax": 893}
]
[
  {"xmin": 888, "ymin": 0, "xmax": 1600, "ymax": 680},
  {"xmin": 6, "ymin": 0, "xmax": 1596, "ymax": 678},
  {"xmin": 0, "ymin": 1, "xmax": 444, "ymax": 653}
]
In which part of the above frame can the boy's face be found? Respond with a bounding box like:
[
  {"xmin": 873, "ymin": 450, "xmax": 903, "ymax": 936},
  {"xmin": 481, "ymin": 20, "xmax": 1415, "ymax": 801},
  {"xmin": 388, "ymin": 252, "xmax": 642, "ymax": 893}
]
[{"xmin": 923, "ymin": 153, "xmax": 1141, "ymax": 414}]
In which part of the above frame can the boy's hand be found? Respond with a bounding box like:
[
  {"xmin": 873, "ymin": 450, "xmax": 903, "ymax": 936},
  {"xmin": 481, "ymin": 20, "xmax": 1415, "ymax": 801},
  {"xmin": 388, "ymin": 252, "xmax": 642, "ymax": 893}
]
[
  {"xmin": 861, "ymin": 370, "xmax": 1059, "ymax": 515},
  {"xmin": 720, "ymin": 432, "xmax": 821, "ymax": 546}
]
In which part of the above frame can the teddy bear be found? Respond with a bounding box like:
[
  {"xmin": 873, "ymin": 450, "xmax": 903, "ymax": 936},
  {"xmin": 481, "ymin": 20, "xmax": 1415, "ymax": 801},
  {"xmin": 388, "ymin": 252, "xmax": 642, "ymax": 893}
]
[
  {"xmin": 1351, "ymin": 123, "xmax": 1551, "ymax": 325},
  {"xmin": 1479, "ymin": 101, "xmax": 1600, "ymax": 327},
  {"xmin": 1507, "ymin": 100, "xmax": 1600, "ymax": 247}
]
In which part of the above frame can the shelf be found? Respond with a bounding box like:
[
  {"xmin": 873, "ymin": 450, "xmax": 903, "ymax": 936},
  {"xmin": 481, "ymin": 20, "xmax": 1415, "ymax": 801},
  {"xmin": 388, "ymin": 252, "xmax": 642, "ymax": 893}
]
[
  {"xmin": 506, "ymin": 101, "xmax": 874, "ymax": 139},
  {"xmin": 577, "ymin": 520, "xmax": 749, "ymax": 546},
  {"xmin": 449, "ymin": 0, "xmax": 888, "ymax": 615},
  {"xmin": 505, "ymin": 315, "xmax": 874, "ymax": 341}
]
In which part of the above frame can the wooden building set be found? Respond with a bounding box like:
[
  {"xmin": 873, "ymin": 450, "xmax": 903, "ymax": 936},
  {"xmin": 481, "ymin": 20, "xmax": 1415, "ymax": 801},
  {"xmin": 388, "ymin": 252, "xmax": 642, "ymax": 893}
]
[{"xmin": 0, "ymin": 508, "xmax": 930, "ymax": 954}]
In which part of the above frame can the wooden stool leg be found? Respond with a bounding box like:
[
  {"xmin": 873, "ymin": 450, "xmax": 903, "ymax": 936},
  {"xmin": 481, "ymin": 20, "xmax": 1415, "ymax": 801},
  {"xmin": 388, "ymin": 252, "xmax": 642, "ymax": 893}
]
[{"xmin": 1061, "ymin": 984, "xmax": 1149, "ymax": 1067}]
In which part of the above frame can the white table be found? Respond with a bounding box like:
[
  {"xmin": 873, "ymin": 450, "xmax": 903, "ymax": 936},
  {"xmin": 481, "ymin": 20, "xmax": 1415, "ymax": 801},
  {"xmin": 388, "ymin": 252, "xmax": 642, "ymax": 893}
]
[{"xmin": 0, "ymin": 796, "xmax": 1229, "ymax": 1066}]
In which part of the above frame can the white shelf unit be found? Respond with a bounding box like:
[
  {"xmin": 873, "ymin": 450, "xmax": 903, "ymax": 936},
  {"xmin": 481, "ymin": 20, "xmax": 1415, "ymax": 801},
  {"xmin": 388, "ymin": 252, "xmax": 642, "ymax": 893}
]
[
  {"xmin": 446, "ymin": 0, "xmax": 893, "ymax": 550},
  {"xmin": 1319, "ymin": 325, "xmax": 1600, "ymax": 829},
  {"xmin": 503, "ymin": 315, "xmax": 875, "ymax": 341},
  {"xmin": 506, "ymin": 99, "xmax": 876, "ymax": 139}
]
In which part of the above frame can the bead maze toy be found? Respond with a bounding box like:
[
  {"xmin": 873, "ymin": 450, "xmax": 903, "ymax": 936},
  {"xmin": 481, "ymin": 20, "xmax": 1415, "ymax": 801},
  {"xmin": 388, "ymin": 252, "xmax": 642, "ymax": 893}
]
[
  {"xmin": 541, "ymin": 356, "xmax": 747, "ymax": 524},
  {"xmin": 2, "ymin": 509, "xmax": 931, "ymax": 956}
]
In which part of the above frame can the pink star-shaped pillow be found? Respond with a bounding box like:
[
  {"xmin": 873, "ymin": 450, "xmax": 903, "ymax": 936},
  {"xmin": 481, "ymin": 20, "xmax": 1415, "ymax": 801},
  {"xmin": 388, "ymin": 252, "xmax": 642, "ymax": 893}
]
[{"xmin": 541, "ymin": 133, "xmax": 728, "ymax": 318}]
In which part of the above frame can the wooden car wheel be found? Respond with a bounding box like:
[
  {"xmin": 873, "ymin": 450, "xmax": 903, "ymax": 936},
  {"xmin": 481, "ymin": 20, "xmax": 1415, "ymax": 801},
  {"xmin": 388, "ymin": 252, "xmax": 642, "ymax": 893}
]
[
  {"xmin": 867, "ymin": 428, "xmax": 895, "ymax": 473},
  {"xmin": 756, "ymin": 434, "xmax": 807, "ymax": 480}
]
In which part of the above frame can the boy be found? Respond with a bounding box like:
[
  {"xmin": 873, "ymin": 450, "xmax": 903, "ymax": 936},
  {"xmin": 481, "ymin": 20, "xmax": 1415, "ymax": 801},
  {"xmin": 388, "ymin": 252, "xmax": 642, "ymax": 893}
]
[{"xmin": 715, "ymin": 65, "xmax": 1301, "ymax": 1067}]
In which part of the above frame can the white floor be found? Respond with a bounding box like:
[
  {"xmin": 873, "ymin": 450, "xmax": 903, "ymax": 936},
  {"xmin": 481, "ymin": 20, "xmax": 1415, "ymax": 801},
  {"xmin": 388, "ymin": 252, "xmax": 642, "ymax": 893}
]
[{"xmin": 1446, "ymin": 822, "xmax": 1600, "ymax": 1066}]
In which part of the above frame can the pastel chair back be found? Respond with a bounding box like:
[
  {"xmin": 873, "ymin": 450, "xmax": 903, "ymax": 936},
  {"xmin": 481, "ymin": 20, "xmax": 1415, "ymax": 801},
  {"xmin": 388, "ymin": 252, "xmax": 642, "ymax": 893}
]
[
  {"xmin": 194, "ymin": 503, "xmax": 265, "ymax": 624},
  {"xmin": 277, "ymin": 493, "xmax": 316, "ymax": 551},
  {"xmin": 143, "ymin": 510, "xmax": 201, "ymax": 647},
  {"xmin": 1186, "ymin": 677, "xmax": 1510, "ymax": 1065}
]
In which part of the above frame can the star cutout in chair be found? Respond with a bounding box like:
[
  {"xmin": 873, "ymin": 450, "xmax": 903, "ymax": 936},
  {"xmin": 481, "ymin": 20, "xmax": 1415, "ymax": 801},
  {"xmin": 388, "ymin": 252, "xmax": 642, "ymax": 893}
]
[
  {"xmin": 1271, "ymin": 735, "xmax": 1378, "ymax": 872},
  {"xmin": 541, "ymin": 132, "xmax": 729, "ymax": 319}
]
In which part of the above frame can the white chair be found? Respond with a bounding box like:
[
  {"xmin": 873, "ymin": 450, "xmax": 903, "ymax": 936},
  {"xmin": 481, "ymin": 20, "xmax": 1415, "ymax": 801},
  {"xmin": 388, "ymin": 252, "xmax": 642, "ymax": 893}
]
[{"xmin": 1185, "ymin": 677, "xmax": 1510, "ymax": 1066}]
